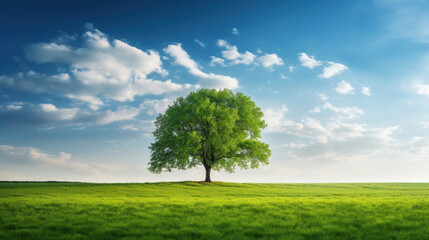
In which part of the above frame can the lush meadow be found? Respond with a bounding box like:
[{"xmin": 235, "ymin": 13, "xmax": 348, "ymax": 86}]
[{"xmin": 1, "ymin": 182, "xmax": 429, "ymax": 239}]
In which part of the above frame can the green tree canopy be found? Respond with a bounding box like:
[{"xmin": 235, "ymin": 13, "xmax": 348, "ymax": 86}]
[{"xmin": 149, "ymin": 89, "xmax": 271, "ymax": 182}]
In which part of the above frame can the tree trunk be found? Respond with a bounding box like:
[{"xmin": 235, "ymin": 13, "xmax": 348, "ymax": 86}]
[{"xmin": 204, "ymin": 165, "xmax": 211, "ymax": 182}]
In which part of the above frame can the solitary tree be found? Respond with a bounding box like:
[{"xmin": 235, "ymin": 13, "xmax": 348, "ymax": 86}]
[{"xmin": 149, "ymin": 89, "xmax": 271, "ymax": 182}]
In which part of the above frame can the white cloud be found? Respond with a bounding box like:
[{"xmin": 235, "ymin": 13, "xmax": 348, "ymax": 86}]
[
  {"xmin": 289, "ymin": 65, "xmax": 294, "ymax": 72},
  {"xmin": 139, "ymin": 98, "xmax": 173, "ymax": 116},
  {"xmin": 98, "ymin": 106, "xmax": 140, "ymax": 124},
  {"xmin": 0, "ymin": 145, "xmax": 122, "ymax": 175},
  {"xmin": 0, "ymin": 103, "xmax": 140, "ymax": 127},
  {"xmin": 232, "ymin": 28, "xmax": 239, "ymax": 35},
  {"xmin": 0, "ymin": 27, "xmax": 193, "ymax": 109},
  {"xmin": 164, "ymin": 43, "xmax": 239, "ymax": 89},
  {"xmin": 210, "ymin": 56, "xmax": 225, "ymax": 66},
  {"xmin": 40, "ymin": 103, "xmax": 58, "ymax": 112},
  {"xmin": 264, "ymin": 103, "xmax": 399, "ymax": 163},
  {"xmin": 319, "ymin": 61, "xmax": 347, "ymax": 78},
  {"xmin": 121, "ymin": 120, "xmax": 155, "ymax": 137},
  {"xmin": 217, "ymin": 40, "xmax": 256, "ymax": 65},
  {"xmin": 6, "ymin": 104, "xmax": 22, "ymax": 111},
  {"xmin": 323, "ymin": 102, "xmax": 364, "ymax": 119},
  {"xmin": 361, "ymin": 86, "xmax": 371, "ymax": 96},
  {"xmin": 406, "ymin": 137, "xmax": 429, "ymax": 157},
  {"xmin": 280, "ymin": 74, "xmax": 287, "ymax": 80},
  {"xmin": 421, "ymin": 122, "xmax": 429, "ymax": 128},
  {"xmin": 194, "ymin": 39, "xmax": 206, "ymax": 47},
  {"xmin": 317, "ymin": 93, "xmax": 329, "ymax": 101},
  {"xmin": 285, "ymin": 124, "xmax": 398, "ymax": 162},
  {"xmin": 415, "ymin": 84, "xmax": 429, "ymax": 95},
  {"xmin": 258, "ymin": 53, "xmax": 284, "ymax": 70},
  {"xmin": 309, "ymin": 106, "xmax": 321, "ymax": 114},
  {"xmin": 298, "ymin": 53, "xmax": 322, "ymax": 69},
  {"xmin": 335, "ymin": 80, "xmax": 354, "ymax": 94},
  {"xmin": 263, "ymin": 105, "xmax": 331, "ymax": 142},
  {"xmin": 66, "ymin": 94, "xmax": 104, "ymax": 110}
]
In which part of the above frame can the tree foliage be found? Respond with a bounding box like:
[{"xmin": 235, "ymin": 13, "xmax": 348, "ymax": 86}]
[{"xmin": 149, "ymin": 89, "xmax": 271, "ymax": 182}]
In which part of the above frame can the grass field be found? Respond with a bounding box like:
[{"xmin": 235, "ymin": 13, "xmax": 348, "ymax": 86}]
[{"xmin": 1, "ymin": 182, "xmax": 429, "ymax": 239}]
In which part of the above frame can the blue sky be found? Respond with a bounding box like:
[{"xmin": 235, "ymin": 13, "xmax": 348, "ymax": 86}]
[{"xmin": 1, "ymin": 0, "xmax": 429, "ymax": 182}]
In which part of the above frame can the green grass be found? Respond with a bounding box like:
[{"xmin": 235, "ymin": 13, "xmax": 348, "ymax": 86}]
[{"xmin": 1, "ymin": 182, "xmax": 429, "ymax": 239}]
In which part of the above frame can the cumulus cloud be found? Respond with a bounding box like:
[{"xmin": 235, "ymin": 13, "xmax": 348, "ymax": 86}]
[
  {"xmin": 406, "ymin": 137, "xmax": 429, "ymax": 157},
  {"xmin": 0, "ymin": 145, "xmax": 122, "ymax": 174},
  {"xmin": 164, "ymin": 43, "xmax": 239, "ymax": 89},
  {"xmin": 6, "ymin": 104, "xmax": 22, "ymax": 111},
  {"xmin": 264, "ymin": 103, "xmax": 399, "ymax": 163},
  {"xmin": 263, "ymin": 105, "xmax": 331, "ymax": 142},
  {"xmin": 217, "ymin": 40, "xmax": 256, "ymax": 65},
  {"xmin": 139, "ymin": 98, "xmax": 173, "ymax": 116},
  {"xmin": 210, "ymin": 56, "xmax": 225, "ymax": 66},
  {"xmin": 309, "ymin": 106, "xmax": 321, "ymax": 114},
  {"xmin": 323, "ymin": 102, "xmax": 364, "ymax": 119},
  {"xmin": 258, "ymin": 53, "xmax": 284, "ymax": 70},
  {"xmin": 361, "ymin": 86, "xmax": 371, "ymax": 96},
  {"xmin": 335, "ymin": 80, "xmax": 354, "ymax": 94},
  {"xmin": 317, "ymin": 93, "xmax": 329, "ymax": 101},
  {"xmin": 298, "ymin": 53, "xmax": 322, "ymax": 69},
  {"xmin": 121, "ymin": 120, "xmax": 155, "ymax": 137},
  {"xmin": 285, "ymin": 124, "xmax": 398, "ymax": 162},
  {"xmin": 415, "ymin": 84, "xmax": 429, "ymax": 95},
  {"xmin": 232, "ymin": 28, "xmax": 239, "ymax": 35},
  {"xmin": 319, "ymin": 61, "xmax": 348, "ymax": 78},
  {"xmin": 264, "ymin": 103, "xmax": 386, "ymax": 142},
  {"xmin": 0, "ymin": 26, "xmax": 194, "ymax": 110}
]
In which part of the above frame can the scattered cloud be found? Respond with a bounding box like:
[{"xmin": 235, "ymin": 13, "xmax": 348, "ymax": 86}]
[
  {"xmin": 0, "ymin": 145, "xmax": 122, "ymax": 175},
  {"xmin": 264, "ymin": 105, "xmax": 330, "ymax": 142},
  {"xmin": 164, "ymin": 43, "xmax": 239, "ymax": 89},
  {"xmin": 317, "ymin": 93, "xmax": 329, "ymax": 101},
  {"xmin": 139, "ymin": 98, "xmax": 173, "ymax": 116},
  {"xmin": 335, "ymin": 80, "xmax": 354, "ymax": 94},
  {"xmin": 415, "ymin": 84, "xmax": 429, "ymax": 96},
  {"xmin": 309, "ymin": 106, "xmax": 321, "ymax": 114},
  {"xmin": 319, "ymin": 61, "xmax": 347, "ymax": 78},
  {"xmin": 0, "ymin": 103, "xmax": 140, "ymax": 127},
  {"xmin": 361, "ymin": 86, "xmax": 371, "ymax": 96},
  {"xmin": 298, "ymin": 53, "xmax": 322, "ymax": 69},
  {"xmin": 264, "ymin": 102, "xmax": 398, "ymax": 163},
  {"xmin": 258, "ymin": 53, "xmax": 284, "ymax": 70},
  {"xmin": 121, "ymin": 120, "xmax": 155, "ymax": 137},
  {"xmin": 0, "ymin": 26, "xmax": 193, "ymax": 110},
  {"xmin": 285, "ymin": 124, "xmax": 398, "ymax": 162},
  {"xmin": 217, "ymin": 40, "xmax": 256, "ymax": 65},
  {"xmin": 289, "ymin": 65, "xmax": 294, "ymax": 72},
  {"xmin": 323, "ymin": 102, "xmax": 364, "ymax": 119},
  {"xmin": 194, "ymin": 39, "xmax": 206, "ymax": 47},
  {"xmin": 210, "ymin": 56, "xmax": 225, "ymax": 66},
  {"xmin": 6, "ymin": 104, "xmax": 22, "ymax": 111},
  {"xmin": 232, "ymin": 27, "xmax": 239, "ymax": 35}
]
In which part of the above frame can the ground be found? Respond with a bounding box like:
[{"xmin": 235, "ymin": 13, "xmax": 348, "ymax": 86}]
[{"xmin": 1, "ymin": 182, "xmax": 429, "ymax": 239}]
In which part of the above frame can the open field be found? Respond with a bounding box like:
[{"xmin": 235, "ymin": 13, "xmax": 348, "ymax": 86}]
[{"xmin": 1, "ymin": 182, "xmax": 429, "ymax": 239}]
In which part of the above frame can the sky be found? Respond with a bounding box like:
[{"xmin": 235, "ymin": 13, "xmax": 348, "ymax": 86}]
[{"xmin": 1, "ymin": 0, "xmax": 429, "ymax": 183}]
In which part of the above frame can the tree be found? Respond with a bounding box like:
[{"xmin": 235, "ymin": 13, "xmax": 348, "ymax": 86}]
[{"xmin": 148, "ymin": 89, "xmax": 271, "ymax": 182}]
